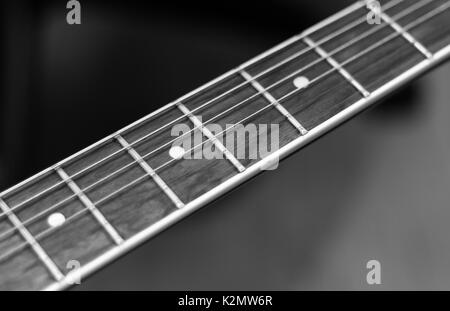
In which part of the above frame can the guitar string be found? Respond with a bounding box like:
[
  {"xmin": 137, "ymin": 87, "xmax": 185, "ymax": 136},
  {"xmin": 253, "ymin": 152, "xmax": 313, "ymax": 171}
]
[
  {"xmin": 0, "ymin": 0, "xmax": 442, "ymax": 248},
  {"xmin": 0, "ymin": 0, "xmax": 430, "ymax": 232},
  {"xmin": 0, "ymin": 0, "xmax": 432, "ymax": 243},
  {"xmin": 0, "ymin": 0, "xmax": 400, "ymax": 218},
  {"xmin": 152, "ymin": 0, "xmax": 450, "ymax": 173},
  {"xmin": 0, "ymin": 0, "xmax": 405, "ymax": 220},
  {"xmin": 0, "ymin": 0, "xmax": 447, "ymax": 264}
]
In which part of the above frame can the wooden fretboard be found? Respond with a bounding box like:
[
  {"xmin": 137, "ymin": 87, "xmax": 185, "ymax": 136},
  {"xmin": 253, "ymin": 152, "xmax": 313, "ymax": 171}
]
[{"xmin": 1, "ymin": 0, "xmax": 449, "ymax": 290}]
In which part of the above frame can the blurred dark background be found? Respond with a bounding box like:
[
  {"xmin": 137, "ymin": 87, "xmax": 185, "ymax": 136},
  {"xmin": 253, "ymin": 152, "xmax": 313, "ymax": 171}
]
[{"xmin": 2, "ymin": 0, "xmax": 450, "ymax": 290}]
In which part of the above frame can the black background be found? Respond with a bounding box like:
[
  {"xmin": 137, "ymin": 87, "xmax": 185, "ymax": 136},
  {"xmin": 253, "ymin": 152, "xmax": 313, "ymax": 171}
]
[{"xmin": 2, "ymin": 0, "xmax": 450, "ymax": 290}]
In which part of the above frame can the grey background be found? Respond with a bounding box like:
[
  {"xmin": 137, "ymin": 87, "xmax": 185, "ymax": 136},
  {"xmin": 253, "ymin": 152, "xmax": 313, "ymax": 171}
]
[
  {"xmin": 2, "ymin": 0, "xmax": 450, "ymax": 290},
  {"xmin": 79, "ymin": 64, "xmax": 450, "ymax": 290}
]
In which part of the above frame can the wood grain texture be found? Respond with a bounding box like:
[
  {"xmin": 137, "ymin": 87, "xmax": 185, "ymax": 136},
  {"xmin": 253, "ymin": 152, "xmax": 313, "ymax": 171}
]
[
  {"xmin": 246, "ymin": 38, "xmax": 364, "ymax": 130},
  {"xmin": 178, "ymin": 73, "xmax": 300, "ymax": 167},
  {"xmin": 309, "ymin": 5, "xmax": 426, "ymax": 92},
  {"xmin": 0, "ymin": 0, "xmax": 449, "ymax": 290},
  {"xmin": 0, "ymin": 171, "xmax": 116, "ymax": 290},
  {"xmin": 384, "ymin": 0, "xmax": 450, "ymax": 53},
  {"xmin": 0, "ymin": 219, "xmax": 53, "ymax": 290},
  {"xmin": 63, "ymin": 139, "xmax": 178, "ymax": 239}
]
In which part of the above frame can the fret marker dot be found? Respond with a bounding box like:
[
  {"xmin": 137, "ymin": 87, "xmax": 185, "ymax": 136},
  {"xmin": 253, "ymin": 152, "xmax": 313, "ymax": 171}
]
[
  {"xmin": 169, "ymin": 146, "xmax": 185, "ymax": 160},
  {"xmin": 47, "ymin": 213, "xmax": 66, "ymax": 228},
  {"xmin": 293, "ymin": 76, "xmax": 310, "ymax": 89}
]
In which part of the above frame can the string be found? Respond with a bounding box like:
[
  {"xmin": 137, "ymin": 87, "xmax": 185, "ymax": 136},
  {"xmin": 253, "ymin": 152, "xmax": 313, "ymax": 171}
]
[
  {"xmin": 0, "ymin": 0, "xmax": 405, "ymax": 221},
  {"xmin": 152, "ymin": 0, "xmax": 449, "ymax": 173},
  {"xmin": 0, "ymin": 0, "xmax": 447, "ymax": 263},
  {"xmin": 0, "ymin": 0, "xmax": 426, "ymax": 242},
  {"xmin": 0, "ymin": 0, "xmax": 441, "ymax": 255}
]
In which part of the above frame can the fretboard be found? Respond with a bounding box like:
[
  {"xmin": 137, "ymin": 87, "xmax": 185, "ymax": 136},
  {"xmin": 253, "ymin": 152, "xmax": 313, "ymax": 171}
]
[{"xmin": 1, "ymin": 0, "xmax": 449, "ymax": 290}]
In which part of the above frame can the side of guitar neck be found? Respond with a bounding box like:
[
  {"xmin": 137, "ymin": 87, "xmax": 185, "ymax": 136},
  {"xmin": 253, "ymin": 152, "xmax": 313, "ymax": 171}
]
[{"xmin": 0, "ymin": 0, "xmax": 449, "ymax": 290}]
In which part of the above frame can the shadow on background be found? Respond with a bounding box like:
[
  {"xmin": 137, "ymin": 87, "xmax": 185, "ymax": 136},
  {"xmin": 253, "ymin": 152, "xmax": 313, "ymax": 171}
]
[{"xmin": 2, "ymin": 0, "xmax": 450, "ymax": 290}]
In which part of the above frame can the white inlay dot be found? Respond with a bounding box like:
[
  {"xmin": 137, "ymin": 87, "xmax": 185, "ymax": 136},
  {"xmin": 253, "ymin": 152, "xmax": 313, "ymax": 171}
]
[
  {"xmin": 169, "ymin": 146, "xmax": 185, "ymax": 160},
  {"xmin": 293, "ymin": 76, "xmax": 310, "ymax": 89},
  {"xmin": 47, "ymin": 213, "xmax": 66, "ymax": 228}
]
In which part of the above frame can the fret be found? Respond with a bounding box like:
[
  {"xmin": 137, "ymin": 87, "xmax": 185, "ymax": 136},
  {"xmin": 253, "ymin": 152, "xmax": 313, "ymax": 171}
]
[
  {"xmin": 55, "ymin": 167, "xmax": 124, "ymax": 245},
  {"xmin": 0, "ymin": 198, "xmax": 64, "ymax": 281},
  {"xmin": 0, "ymin": 0, "xmax": 448, "ymax": 290},
  {"xmin": 117, "ymin": 102, "xmax": 238, "ymax": 208},
  {"xmin": 244, "ymin": 35, "xmax": 363, "ymax": 131},
  {"xmin": 61, "ymin": 138, "xmax": 178, "ymax": 239},
  {"xmin": 177, "ymin": 102, "xmax": 246, "ymax": 172},
  {"xmin": 169, "ymin": 72, "xmax": 301, "ymax": 168},
  {"xmin": 308, "ymin": 2, "xmax": 427, "ymax": 92},
  {"xmin": 238, "ymin": 70, "xmax": 308, "ymax": 135},
  {"xmin": 0, "ymin": 215, "xmax": 54, "ymax": 290},
  {"xmin": 373, "ymin": 4, "xmax": 433, "ymax": 58},
  {"xmin": 4, "ymin": 172, "xmax": 82, "ymax": 236},
  {"xmin": 1, "ymin": 170, "xmax": 116, "ymax": 278},
  {"xmin": 383, "ymin": 0, "xmax": 450, "ymax": 53},
  {"xmin": 303, "ymin": 36, "xmax": 371, "ymax": 97},
  {"xmin": 115, "ymin": 134, "xmax": 185, "ymax": 209}
]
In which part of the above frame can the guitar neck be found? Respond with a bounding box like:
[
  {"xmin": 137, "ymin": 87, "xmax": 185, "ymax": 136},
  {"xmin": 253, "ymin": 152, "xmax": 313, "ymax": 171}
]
[{"xmin": 1, "ymin": 0, "xmax": 449, "ymax": 290}]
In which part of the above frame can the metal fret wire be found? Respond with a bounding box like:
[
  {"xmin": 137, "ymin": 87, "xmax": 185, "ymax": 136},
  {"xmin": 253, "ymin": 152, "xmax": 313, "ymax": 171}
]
[
  {"xmin": 0, "ymin": 0, "xmax": 432, "ymax": 244},
  {"xmin": 0, "ymin": 0, "xmax": 447, "ymax": 264},
  {"xmin": 0, "ymin": 0, "xmax": 404, "ymax": 221},
  {"xmin": 154, "ymin": 1, "xmax": 450, "ymax": 172},
  {"xmin": 0, "ymin": 0, "xmax": 429, "ymax": 226}
]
